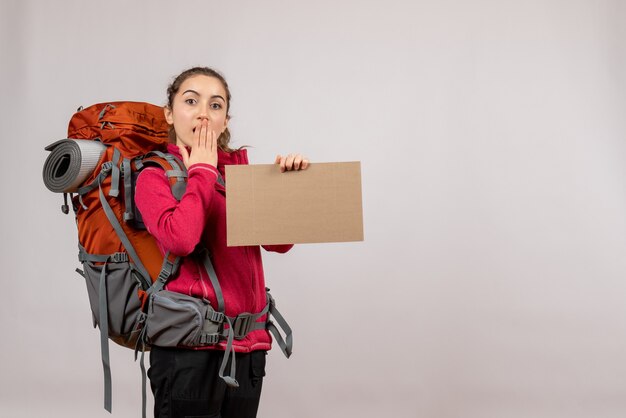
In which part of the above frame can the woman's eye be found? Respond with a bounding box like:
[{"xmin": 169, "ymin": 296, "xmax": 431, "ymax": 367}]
[
  {"xmin": 210, "ymin": 103, "xmax": 222, "ymax": 110},
  {"xmin": 185, "ymin": 98, "xmax": 196, "ymax": 105}
]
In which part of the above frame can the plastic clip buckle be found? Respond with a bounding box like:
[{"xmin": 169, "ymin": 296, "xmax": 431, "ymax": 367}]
[
  {"xmin": 207, "ymin": 310, "xmax": 224, "ymax": 324},
  {"xmin": 156, "ymin": 270, "xmax": 169, "ymax": 284},
  {"xmin": 200, "ymin": 333, "xmax": 220, "ymax": 345},
  {"xmin": 163, "ymin": 257, "xmax": 176, "ymax": 274},
  {"xmin": 156, "ymin": 258, "xmax": 176, "ymax": 284},
  {"xmin": 101, "ymin": 161, "xmax": 113, "ymax": 173},
  {"xmin": 233, "ymin": 313, "xmax": 254, "ymax": 339},
  {"xmin": 110, "ymin": 252, "xmax": 128, "ymax": 263}
]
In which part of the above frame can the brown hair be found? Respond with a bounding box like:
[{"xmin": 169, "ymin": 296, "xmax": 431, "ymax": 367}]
[{"xmin": 166, "ymin": 67, "xmax": 237, "ymax": 152}]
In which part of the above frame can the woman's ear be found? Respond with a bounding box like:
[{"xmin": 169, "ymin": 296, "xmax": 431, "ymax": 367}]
[
  {"xmin": 222, "ymin": 115, "xmax": 230, "ymax": 133},
  {"xmin": 164, "ymin": 106, "xmax": 174, "ymax": 125}
]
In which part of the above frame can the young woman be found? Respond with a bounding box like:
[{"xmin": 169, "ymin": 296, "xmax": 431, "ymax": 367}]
[{"xmin": 135, "ymin": 67, "xmax": 308, "ymax": 418}]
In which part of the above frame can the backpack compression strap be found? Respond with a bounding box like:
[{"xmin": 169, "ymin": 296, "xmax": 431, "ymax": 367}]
[
  {"xmin": 77, "ymin": 247, "xmax": 129, "ymax": 414},
  {"xmin": 265, "ymin": 291, "xmax": 294, "ymax": 358},
  {"xmin": 84, "ymin": 157, "xmax": 155, "ymax": 415}
]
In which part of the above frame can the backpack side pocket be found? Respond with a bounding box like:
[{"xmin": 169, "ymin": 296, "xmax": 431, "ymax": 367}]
[
  {"xmin": 82, "ymin": 260, "xmax": 143, "ymax": 348},
  {"xmin": 146, "ymin": 290, "xmax": 222, "ymax": 347}
]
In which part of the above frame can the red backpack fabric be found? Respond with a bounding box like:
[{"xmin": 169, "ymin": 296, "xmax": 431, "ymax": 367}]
[{"xmin": 67, "ymin": 102, "xmax": 178, "ymax": 309}]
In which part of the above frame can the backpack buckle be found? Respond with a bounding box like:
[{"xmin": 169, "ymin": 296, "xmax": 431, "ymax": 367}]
[
  {"xmin": 232, "ymin": 313, "xmax": 254, "ymax": 339},
  {"xmin": 199, "ymin": 333, "xmax": 220, "ymax": 345},
  {"xmin": 207, "ymin": 310, "xmax": 224, "ymax": 324},
  {"xmin": 101, "ymin": 161, "xmax": 113, "ymax": 174},
  {"xmin": 110, "ymin": 252, "xmax": 128, "ymax": 263}
]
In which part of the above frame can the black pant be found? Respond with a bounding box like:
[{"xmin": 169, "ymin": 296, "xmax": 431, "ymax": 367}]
[{"xmin": 148, "ymin": 347, "xmax": 267, "ymax": 418}]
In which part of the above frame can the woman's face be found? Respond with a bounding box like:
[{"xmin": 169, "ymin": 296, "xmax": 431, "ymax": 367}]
[{"xmin": 164, "ymin": 75, "xmax": 229, "ymax": 148}]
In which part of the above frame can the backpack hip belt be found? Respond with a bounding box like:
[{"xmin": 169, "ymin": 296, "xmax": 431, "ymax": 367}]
[{"xmin": 141, "ymin": 249, "xmax": 293, "ymax": 389}]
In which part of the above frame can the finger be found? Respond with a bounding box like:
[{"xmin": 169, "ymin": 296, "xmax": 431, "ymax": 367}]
[
  {"xmin": 193, "ymin": 121, "xmax": 201, "ymax": 149},
  {"xmin": 210, "ymin": 129, "xmax": 217, "ymax": 153},
  {"xmin": 277, "ymin": 155, "xmax": 286, "ymax": 172},
  {"xmin": 293, "ymin": 154, "xmax": 302, "ymax": 170},
  {"xmin": 301, "ymin": 158, "xmax": 310, "ymax": 170},
  {"xmin": 285, "ymin": 154, "xmax": 295, "ymax": 171},
  {"xmin": 200, "ymin": 121, "xmax": 208, "ymax": 148},
  {"xmin": 275, "ymin": 154, "xmax": 287, "ymax": 172}
]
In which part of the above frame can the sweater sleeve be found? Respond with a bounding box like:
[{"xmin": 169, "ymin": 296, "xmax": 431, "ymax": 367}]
[
  {"xmin": 262, "ymin": 244, "xmax": 294, "ymax": 253},
  {"xmin": 135, "ymin": 163, "xmax": 220, "ymax": 256}
]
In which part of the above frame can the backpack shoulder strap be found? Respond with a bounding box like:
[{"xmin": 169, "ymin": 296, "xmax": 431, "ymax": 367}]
[
  {"xmin": 137, "ymin": 151, "xmax": 188, "ymax": 199},
  {"xmin": 125, "ymin": 151, "xmax": 188, "ymax": 228}
]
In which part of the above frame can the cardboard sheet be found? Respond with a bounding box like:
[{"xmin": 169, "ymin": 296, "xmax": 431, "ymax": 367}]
[{"xmin": 225, "ymin": 162, "xmax": 363, "ymax": 246}]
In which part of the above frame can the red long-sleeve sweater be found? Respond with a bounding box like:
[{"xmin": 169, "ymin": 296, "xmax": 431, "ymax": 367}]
[{"xmin": 135, "ymin": 143, "xmax": 293, "ymax": 352}]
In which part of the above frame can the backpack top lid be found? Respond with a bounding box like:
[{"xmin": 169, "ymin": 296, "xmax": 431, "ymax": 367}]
[{"xmin": 68, "ymin": 101, "xmax": 170, "ymax": 157}]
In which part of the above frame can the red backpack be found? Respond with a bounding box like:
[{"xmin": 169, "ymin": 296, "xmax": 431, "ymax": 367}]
[{"xmin": 43, "ymin": 102, "xmax": 187, "ymax": 415}]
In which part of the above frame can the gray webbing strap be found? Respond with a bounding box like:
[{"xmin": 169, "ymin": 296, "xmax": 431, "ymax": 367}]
[
  {"xmin": 267, "ymin": 321, "xmax": 291, "ymax": 358},
  {"xmin": 167, "ymin": 155, "xmax": 184, "ymax": 171},
  {"xmin": 77, "ymin": 161, "xmax": 113, "ymax": 196},
  {"xmin": 145, "ymin": 253, "xmax": 180, "ymax": 299},
  {"xmin": 79, "ymin": 249, "xmax": 108, "ymax": 263},
  {"xmin": 79, "ymin": 243, "xmax": 130, "ymax": 412},
  {"xmin": 196, "ymin": 248, "xmax": 239, "ymax": 386},
  {"xmin": 266, "ymin": 293, "xmax": 293, "ymax": 358},
  {"xmin": 140, "ymin": 349, "xmax": 147, "ymax": 418},
  {"xmin": 198, "ymin": 249, "xmax": 225, "ymax": 313},
  {"xmin": 218, "ymin": 316, "xmax": 239, "ymax": 388},
  {"xmin": 98, "ymin": 180, "xmax": 151, "ymax": 284},
  {"xmin": 97, "ymin": 178, "xmax": 152, "ymax": 414},
  {"xmin": 129, "ymin": 313, "xmax": 148, "ymax": 418},
  {"xmin": 109, "ymin": 148, "xmax": 121, "ymax": 197},
  {"xmin": 122, "ymin": 158, "xmax": 133, "ymax": 221},
  {"xmin": 165, "ymin": 169, "xmax": 186, "ymax": 178},
  {"xmin": 144, "ymin": 150, "xmax": 184, "ymax": 173},
  {"xmin": 79, "ymin": 244, "xmax": 130, "ymax": 413},
  {"xmin": 147, "ymin": 150, "xmax": 168, "ymax": 159},
  {"xmin": 78, "ymin": 245, "xmax": 128, "ymax": 264},
  {"xmin": 98, "ymin": 260, "xmax": 112, "ymax": 413},
  {"xmin": 149, "ymin": 150, "xmax": 184, "ymax": 173},
  {"xmin": 78, "ymin": 194, "xmax": 88, "ymax": 210},
  {"xmin": 225, "ymin": 301, "xmax": 270, "ymax": 340},
  {"xmin": 135, "ymin": 253, "xmax": 180, "ymax": 417},
  {"xmin": 221, "ymin": 291, "xmax": 292, "ymax": 357},
  {"xmin": 133, "ymin": 313, "xmax": 148, "ymax": 360},
  {"xmin": 98, "ymin": 103, "xmax": 116, "ymax": 119}
]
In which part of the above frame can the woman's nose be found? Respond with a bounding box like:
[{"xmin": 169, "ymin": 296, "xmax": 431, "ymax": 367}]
[{"xmin": 197, "ymin": 105, "xmax": 209, "ymax": 120}]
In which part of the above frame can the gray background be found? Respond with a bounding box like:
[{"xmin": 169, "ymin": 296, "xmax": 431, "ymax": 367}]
[{"xmin": 2, "ymin": 0, "xmax": 626, "ymax": 417}]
